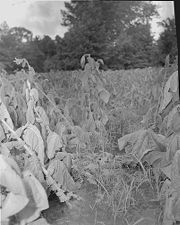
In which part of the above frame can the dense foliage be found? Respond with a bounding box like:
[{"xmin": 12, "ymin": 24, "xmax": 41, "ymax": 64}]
[
  {"xmin": 0, "ymin": 1, "xmax": 178, "ymax": 72},
  {"xmin": 0, "ymin": 54, "xmax": 179, "ymax": 225}
]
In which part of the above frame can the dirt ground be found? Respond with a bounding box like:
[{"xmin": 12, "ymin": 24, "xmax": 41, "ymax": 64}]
[{"xmin": 43, "ymin": 182, "xmax": 160, "ymax": 225}]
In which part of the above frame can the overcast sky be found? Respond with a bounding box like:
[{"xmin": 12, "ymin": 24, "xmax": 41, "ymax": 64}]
[{"xmin": 0, "ymin": 0, "xmax": 175, "ymax": 39}]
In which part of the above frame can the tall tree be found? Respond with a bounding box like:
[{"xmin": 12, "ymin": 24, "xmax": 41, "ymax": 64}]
[
  {"xmin": 106, "ymin": 21, "xmax": 156, "ymax": 69},
  {"xmin": 0, "ymin": 23, "xmax": 45, "ymax": 72},
  {"xmin": 58, "ymin": 0, "xmax": 158, "ymax": 70},
  {"xmin": 157, "ymin": 18, "xmax": 178, "ymax": 65},
  {"xmin": 8, "ymin": 27, "xmax": 33, "ymax": 43}
]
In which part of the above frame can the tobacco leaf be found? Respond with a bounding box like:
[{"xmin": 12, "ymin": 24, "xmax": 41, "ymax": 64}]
[
  {"xmin": 99, "ymin": 88, "xmax": 110, "ymax": 104},
  {"xmin": 171, "ymin": 150, "xmax": 180, "ymax": 194},
  {"xmin": 26, "ymin": 99, "xmax": 35, "ymax": 124},
  {"xmin": 30, "ymin": 88, "xmax": 39, "ymax": 104},
  {"xmin": 17, "ymin": 170, "xmax": 49, "ymax": 225},
  {"xmin": 23, "ymin": 124, "xmax": 45, "ymax": 165},
  {"xmin": 35, "ymin": 105, "xmax": 49, "ymax": 126},
  {"xmin": 47, "ymin": 157, "xmax": 76, "ymax": 192},
  {"xmin": 166, "ymin": 134, "xmax": 180, "ymax": 163},
  {"xmin": 46, "ymin": 131, "xmax": 63, "ymax": 159},
  {"xmin": 0, "ymin": 155, "xmax": 29, "ymax": 220},
  {"xmin": 118, "ymin": 129, "xmax": 147, "ymax": 156},
  {"xmin": 159, "ymin": 70, "xmax": 178, "ymax": 113}
]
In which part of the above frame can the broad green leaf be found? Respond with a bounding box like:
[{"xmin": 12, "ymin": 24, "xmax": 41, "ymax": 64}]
[
  {"xmin": 8, "ymin": 105, "xmax": 18, "ymax": 128},
  {"xmin": 118, "ymin": 129, "xmax": 147, "ymax": 152},
  {"xmin": 85, "ymin": 172, "xmax": 97, "ymax": 185},
  {"xmin": 23, "ymin": 124, "xmax": 45, "ymax": 165},
  {"xmin": 17, "ymin": 170, "xmax": 49, "ymax": 225},
  {"xmin": 100, "ymin": 110, "xmax": 108, "ymax": 125},
  {"xmin": 99, "ymin": 88, "xmax": 110, "ymax": 104},
  {"xmin": 170, "ymin": 108, "xmax": 180, "ymax": 134},
  {"xmin": 0, "ymin": 99, "xmax": 14, "ymax": 135},
  {"xmin": 166, "ymin": 134, "xmax": 180, "ymax": 163},
  {"xmin": 173, "ymin": 196, "xmax": 180, "ymax": 221},
  {"xmin": 0, "ymin": 124, "xmax": 6, "ymax": 142},
  {"xmin": 171, "ymin": 150, "xmax": 180, "ymax": 194},
  {"xmin": 46, "ymin": 131, "xmax": 63, "ymax": 159},
  {"xmin": 85, "ymin": 163, "xmax": 98, "ymax": 173},
  {"xmin": 159, "ymin": 70, "xmax": 178, "ymax": 113},
  {"xmin": 47, "ymin": 158, "xmax": 76, "ymax": 192},
  {"xmin": 30, "ymin": 88, "xmax": 39, "ymax": 103},
  {"xmin": 0, "ymin": 155, "xmax": 26, "ymax": 195},
  {"xmin": 80, "ymin": 54, "xmax": 87, "ymax": 69},
  {"xmin": 35, "ymin": 105, "xmax": 49, "ymax": 126},
  {"xmin": 24, "ymin": 154, "xmax": 45, "ymax": 184},
  {"xmin": 0, "ymin": 155, "xmax": 29, "ymax": 220},
  {"xmin": 162, "ymin": 188, "xmax": 177, "ymax": 225},
  {"xmin": 169, "ymin": 71, "xmax": 178, "ymax": 93},
  {"xmin": 0, "ymin": 77, "xmax": 14, "ymax": 105},
  {"xmin": 0, "ymin": 144, "xmax": 10, "ymax": 157},
  {"xmin": 167, "ymin": 105, "xmax": 180, "ymax": 130},
  {"xmin": 27, "ymin": 218, "xmax": 50, "ymax": 225},
  {"xmin": 26, "ymin": 99, "xmax": 35, "ymax": 124},
  {"xmin": 161, "ymin": 164, "xmax": 172, "ymax": 179},
  {"xmin": 2, "ymin": 192, "xmax": 29, "ymax": 221}
]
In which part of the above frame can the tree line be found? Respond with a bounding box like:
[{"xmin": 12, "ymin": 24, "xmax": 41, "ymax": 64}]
[{"xmin": 0, "ymin": 1, "xmax": 178, "ymax": 72}]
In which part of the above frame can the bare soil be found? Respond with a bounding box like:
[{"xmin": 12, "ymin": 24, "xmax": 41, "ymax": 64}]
[{"xmin": 43, "ymin": 182, "xmax": 161, "ymax": 225}]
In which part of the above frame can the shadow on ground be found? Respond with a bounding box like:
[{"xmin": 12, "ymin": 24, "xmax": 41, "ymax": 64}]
[{"xmin": 42, "ymin": 182, "xmax": 160, "ymax": 225}]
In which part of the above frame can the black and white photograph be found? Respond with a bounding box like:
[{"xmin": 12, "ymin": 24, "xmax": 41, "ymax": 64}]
[{"xmin": 0, "ymin": 1, "xmax": 179, "ymax": 225}]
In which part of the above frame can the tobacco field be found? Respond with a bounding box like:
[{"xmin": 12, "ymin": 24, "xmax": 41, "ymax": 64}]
[{"xmin": 0, "ymin": 54, "xmax": 180, "ymax": 225}]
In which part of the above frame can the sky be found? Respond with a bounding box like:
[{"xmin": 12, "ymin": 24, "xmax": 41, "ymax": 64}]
[{"xmin": 0, "ymin": 0, "xmax": 175, "ymax": 39}]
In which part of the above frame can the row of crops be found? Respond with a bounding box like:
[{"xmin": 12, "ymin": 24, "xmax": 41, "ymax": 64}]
[{"xmin": 0, "ymin": 55, "xmax": 179, "ymax": 225}]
